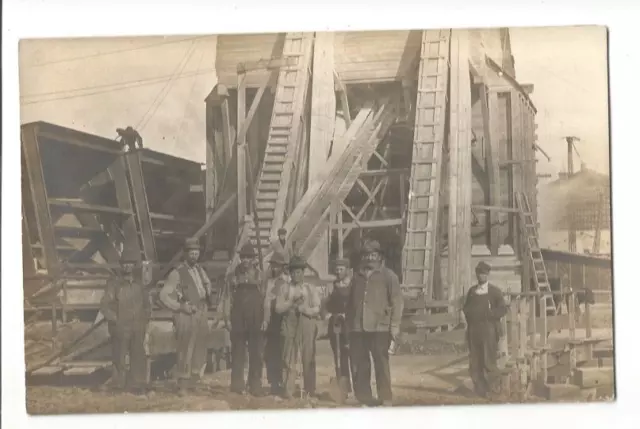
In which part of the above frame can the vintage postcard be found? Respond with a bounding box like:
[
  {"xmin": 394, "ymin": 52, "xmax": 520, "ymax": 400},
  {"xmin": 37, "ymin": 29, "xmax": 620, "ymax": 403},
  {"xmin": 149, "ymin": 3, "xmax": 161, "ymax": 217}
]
[{"xmin": 19, "ymin": 26, "xmax": 613, "ymax": 415}]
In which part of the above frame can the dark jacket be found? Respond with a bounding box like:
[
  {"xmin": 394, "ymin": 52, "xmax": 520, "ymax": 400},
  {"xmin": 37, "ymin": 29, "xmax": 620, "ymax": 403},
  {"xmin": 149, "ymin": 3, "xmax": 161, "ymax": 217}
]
[
  {"xmin": 346, "ymin": 265, "xmax": 403, "ymax": 333},
  {"xmin": 463, "ymin": 283, "xmax": 507, "ymax": 337}
]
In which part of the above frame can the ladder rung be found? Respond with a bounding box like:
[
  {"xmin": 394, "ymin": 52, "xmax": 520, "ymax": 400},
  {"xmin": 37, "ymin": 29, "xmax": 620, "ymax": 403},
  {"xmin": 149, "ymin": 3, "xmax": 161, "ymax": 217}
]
[
  {"xmin": 408, "ymin": 208, "xmax": 436, "ymax": 213},
  {"xmin": 414, "ymin": 140, "xmax": 437, "ymax": 144},
  {"xmin": 404, "ymin": 246, "xmax": 433, "ymax": 251},
  {"xmin": 412, "ymin": 159, "xmax": 439, "ymax": 164}
]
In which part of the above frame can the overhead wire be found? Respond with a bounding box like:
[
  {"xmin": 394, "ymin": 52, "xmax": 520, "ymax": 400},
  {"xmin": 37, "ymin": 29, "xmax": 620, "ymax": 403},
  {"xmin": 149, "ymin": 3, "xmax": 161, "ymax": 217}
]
[
  {"xmin": 176, "ymin": 45, "xmax": 207, "ymax": 140},
  {"xmin": 135, "ymin": 40, "xmax": 198, "ymax": 132},
  {"xmin": 20, "ymin": 68, "xmax": 216, "ymax": 106},
  {"xmin": 25, "ymin": 35, "xmax": 213, "ymax": 68}
]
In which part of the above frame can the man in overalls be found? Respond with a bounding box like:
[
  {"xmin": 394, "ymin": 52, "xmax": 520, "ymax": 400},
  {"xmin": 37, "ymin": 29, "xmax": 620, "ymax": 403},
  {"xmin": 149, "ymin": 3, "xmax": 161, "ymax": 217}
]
[
  {"xmin": 275, "ymin": 255, "xmax": 322, "ymax": 399},
  {"xmin": 346, "ymin": 239, "xmax": 403, "ymax": 406},
  {"xmin": 462, "ymin": 261, "xmax": 507, "ymax": 398},
  {"xmin": 224, "ymin": 242, "xmax": 266, "ymax": 396},
  {"xmin": 261, "ymin": 250, "xmax": 290, "ymax": 395},
  {"xmin": 159, "ymin": 238, "xmax": 213, "ymax": 396},
  {"xmin": 100, "ymin": 247, "xmax": 151, "ymax": 394},
  {"xmin": 323, "ymin": 258, "xmax": 354, "ymax": 394}
]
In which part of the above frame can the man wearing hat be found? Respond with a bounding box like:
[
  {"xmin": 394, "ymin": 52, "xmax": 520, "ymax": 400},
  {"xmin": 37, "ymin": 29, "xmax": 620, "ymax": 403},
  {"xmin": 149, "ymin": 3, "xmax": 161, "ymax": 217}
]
[
  {"xmin": 462, "ymin": 261, "xmax": 507, "ymax": 398},
  {"xmin": 223, "ymin": 242, "xmax": 266, "ymax": 396},
  {"xmin": 323, "ymin": 258, "xmax": 355, "ymax": 395},
  {"xmin": 261, "ymin": 250, "xmax": 290, "ymax": 395},
  {"xmin": 100, "ymin": 246, "xmax": 151, "ymax": 394},
  {"xmin": 159, "ymin": 237, "xmax": 213, "ymax": 395},
  {"xmin": 275, "ymin": 255, "xmax": 322, "ymax": 399},
  {"xmin": 346, "ymin": 239, "xmax": 403, "ymax": 406}
]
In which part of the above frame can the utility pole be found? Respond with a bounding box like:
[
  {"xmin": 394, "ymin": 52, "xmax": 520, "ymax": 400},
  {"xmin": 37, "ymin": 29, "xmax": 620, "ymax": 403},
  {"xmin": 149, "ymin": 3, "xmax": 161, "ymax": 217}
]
[{"xmin": 563, "ymin": 136, "xmax": 581, "ymax": 252}]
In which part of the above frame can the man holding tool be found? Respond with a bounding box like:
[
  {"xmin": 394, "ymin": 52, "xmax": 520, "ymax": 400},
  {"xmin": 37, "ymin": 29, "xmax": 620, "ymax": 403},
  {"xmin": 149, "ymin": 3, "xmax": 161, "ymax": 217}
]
[
  {"xmin": 159, "ymin": 238, "xmax": 213, "ymax": 396},
  {"xmin": 323, "ymin": 257, "xmax": 354, "ymax": 403}
]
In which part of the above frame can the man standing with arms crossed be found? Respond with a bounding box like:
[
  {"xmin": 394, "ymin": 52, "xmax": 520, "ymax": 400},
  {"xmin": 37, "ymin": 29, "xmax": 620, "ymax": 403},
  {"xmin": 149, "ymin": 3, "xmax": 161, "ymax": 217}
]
[
  {"xmin": 159, "ymin": 238, "xmax": 213, "ymax": 396},
  {"xmin": 346, "ymin": 239, "xmax": 403, "ymax": 406}
]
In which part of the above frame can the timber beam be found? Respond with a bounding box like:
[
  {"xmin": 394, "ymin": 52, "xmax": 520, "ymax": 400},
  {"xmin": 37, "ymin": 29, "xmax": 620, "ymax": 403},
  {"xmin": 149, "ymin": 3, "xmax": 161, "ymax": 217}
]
[
  {"xmin": 237, "ymin": 56, "xmax": 298, "ymax": 74},
  {"xmin": 333, "ymin": 70, "xmax": 352, "ymax": 128}
]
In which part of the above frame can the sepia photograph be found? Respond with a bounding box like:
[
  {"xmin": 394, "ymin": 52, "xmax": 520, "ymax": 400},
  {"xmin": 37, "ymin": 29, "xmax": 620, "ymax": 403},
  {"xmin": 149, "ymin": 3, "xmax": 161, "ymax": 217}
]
[{"xmin": 18, "ymin": 25, "xmax": 614, "ymax": 415}]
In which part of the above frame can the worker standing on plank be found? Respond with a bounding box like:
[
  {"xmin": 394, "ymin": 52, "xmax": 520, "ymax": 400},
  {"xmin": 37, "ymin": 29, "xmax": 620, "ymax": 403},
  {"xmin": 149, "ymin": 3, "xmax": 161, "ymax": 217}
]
[
  {"xmin": 159, "ymin": 238, "xmax": 213, "ymax": 396},
  {"xmin": 261, "ymin": 251, "xmax": 290, "ymax": 395},
  {"xmin": 100, "ymin": 247, "xmax": 151, "ymax": 395},
  {"xmin": 275, "ymin": 255, "xmax": 322, "ymax": 399},
  {"xmin": 323, "ymin": 258, "xmax": 355, "ymax": 395},
  {"xmin": 223, "ymin": 242, "xmax": 267, "ymax": 396},
  {"xmin": 346, "ymin": 239, "xmax": 403, "ymax": 407},
  {"xmin": 462, "ymin": 261, "xmax": 507, "ymax": 399}
]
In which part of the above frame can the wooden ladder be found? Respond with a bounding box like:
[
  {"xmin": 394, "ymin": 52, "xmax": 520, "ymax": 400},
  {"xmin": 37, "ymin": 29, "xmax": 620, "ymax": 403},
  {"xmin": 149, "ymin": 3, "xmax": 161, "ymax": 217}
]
[
  {"xmin": 250, "ymin": 33, "xmax": 314, "ymax": 255},
  {"xmin": 401, "ymin": 29, "xmax": 451, "ymax": 299},
  {"xmin": 514, "ymin": 191, "xmax": 557, "ymax": 316},
  {"xmin": 287, "ymin": 101, "xmax": 398, "ymax": 259}
]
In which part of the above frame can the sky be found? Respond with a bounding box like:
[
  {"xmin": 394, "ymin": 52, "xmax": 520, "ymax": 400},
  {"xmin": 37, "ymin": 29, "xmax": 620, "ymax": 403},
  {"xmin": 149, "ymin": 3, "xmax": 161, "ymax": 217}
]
[{"xmin": 19, "ymin": 26, "xmax": 610, "ymax": 179}]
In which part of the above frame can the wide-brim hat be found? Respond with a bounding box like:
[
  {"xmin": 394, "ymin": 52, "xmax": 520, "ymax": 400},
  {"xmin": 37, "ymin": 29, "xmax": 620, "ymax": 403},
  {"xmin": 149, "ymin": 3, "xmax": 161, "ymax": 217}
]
[
  {"xmin": 184, "ymin": 238, "xmax": 201, "ymax": 251},
  {"xmin": 270, "ymin": 251, "xmax": 288, "ymax": 266},
  {"xmin": 289, "ymin": 255, "xmax": 307, "ymax": 270},
  {"xmin": 120, "ymin": 247, "xmax": 139, "ymax": 263},
  {"xmin": 239, "ymin": 242, "xmax": 256, "ymax": 258}
]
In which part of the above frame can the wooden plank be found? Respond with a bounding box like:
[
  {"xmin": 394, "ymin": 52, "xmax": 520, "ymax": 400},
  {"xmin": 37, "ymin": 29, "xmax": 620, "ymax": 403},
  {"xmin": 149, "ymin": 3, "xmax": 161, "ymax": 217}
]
[
  {"xmin": 63, "ymin": 366, "xmax": 102, "ymax": 376},
  {"xmin": 574, "ymin": 367, "xmax": 614, "ymax": 388},
  {"xmin": 237, "ymin": 73, "xmax": 248, "ymax": 224},
  {"xmin": 48, "ymin": 199, "xmax": 133, "ymax": 216},
  {"xmin": 447, "ymin": 30, "xmax": 473, "ymax": 306},
  {"xmin": 331, "ymin": 218, "xmax": 403, "ymax": 229},
  {"xmin": 21, "ymin": 126, "xmax": 59, "ymax": 277},
  {"xmin": 334, "ymin": 70, "xmax": 352, "ymax": 128},
  {"xmin": 125, "ymin": 152, "xmax": 157, "ymax": 261},
  {"xmin": 220, "ymin": 96, "xmax": 234, "ymax": 166},
  {"xmin": 109, "ymin": 158, "xmax": 141, "ymax": 258},
  {"xmin": 401, "ymin": 311, "xmax": 458, "ymax": 329},
  {"xmin": 30, "ymin": 366, "xmax": 63, "ymax": 376},
  {"xmin": 485, "ymin": 88, "xmax": 502, "ymax": 254},
  {"xmin": 37, "ymin": 130, "xmax": 122, "ymax": 155}
]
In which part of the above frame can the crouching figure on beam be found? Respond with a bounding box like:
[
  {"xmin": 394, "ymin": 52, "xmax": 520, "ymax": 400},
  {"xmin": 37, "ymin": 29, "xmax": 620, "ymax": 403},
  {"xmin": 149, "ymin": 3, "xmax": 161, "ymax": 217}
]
[
  {"xmin": 159, "ymin": 238, "xmax": 214, "ymax": 396},
  {"xmin": 100, "ymin": 247, "xmax": 152, "ymax": 395},
  {"xmin": 463, "ymin": 261, "xmax": 507, "ymax": 399}
]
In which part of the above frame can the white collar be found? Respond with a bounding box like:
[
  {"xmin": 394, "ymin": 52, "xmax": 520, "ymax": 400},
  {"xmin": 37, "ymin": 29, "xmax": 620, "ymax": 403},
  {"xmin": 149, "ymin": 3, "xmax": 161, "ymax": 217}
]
[{"xmin": 475, "ymin": 282, "xmax": 489, "ymax": 295}]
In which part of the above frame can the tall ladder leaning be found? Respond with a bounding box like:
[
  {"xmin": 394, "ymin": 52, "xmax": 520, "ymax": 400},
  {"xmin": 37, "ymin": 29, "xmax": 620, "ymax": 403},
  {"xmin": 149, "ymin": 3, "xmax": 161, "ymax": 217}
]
[
  {"xmin": 514, "ymin": 191, "xmax": 557, "ymax": 316},
  {"xmin": 250, "ymin": 33, "xmax": 314, "ymax": 257},
  {"xmin": 401, "ymin": 29, "xmax": 451, "ymax": 300}
]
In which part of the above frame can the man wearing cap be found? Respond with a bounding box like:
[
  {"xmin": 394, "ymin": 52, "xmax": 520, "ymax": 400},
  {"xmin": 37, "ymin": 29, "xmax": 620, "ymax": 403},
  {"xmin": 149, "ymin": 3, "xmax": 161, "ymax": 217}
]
[
  {"xmin": 271, "ymin": 227, "xmax": 294, "ymax": 262},
  {"xmin": 346, "ymin": 239, "xmax": 403, "ymax": 406},
  {"xmin": 463, "ymin": 261, "xmax": 507, "ymax": 398},
  {"xmin": 100, "ymin": 247, "xmax": 151, "ymax": 394},
  {"xmin": 323, "ymin": 258, "xmax": 355, "ymax": 395},
  {"xmin": 223, "ymin": 242, "xmax": 266, "ymax": 396},
  {"xmin": 159, "ymin": 238, "xmax": 213, "ymax": 395},
  {"xmin": 261, "ymin": 251, "xmax": 290, "ymax": 395},
  {"xmin": 275, "ymin": 255, "xmax": 322, "ymax": 399}
]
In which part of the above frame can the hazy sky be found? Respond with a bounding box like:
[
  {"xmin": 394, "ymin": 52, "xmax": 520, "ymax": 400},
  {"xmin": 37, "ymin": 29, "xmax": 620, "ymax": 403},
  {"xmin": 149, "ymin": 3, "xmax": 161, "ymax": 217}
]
[{"xmin": 19, "ymin": 26, "xmax": 610, "ymax": 178}]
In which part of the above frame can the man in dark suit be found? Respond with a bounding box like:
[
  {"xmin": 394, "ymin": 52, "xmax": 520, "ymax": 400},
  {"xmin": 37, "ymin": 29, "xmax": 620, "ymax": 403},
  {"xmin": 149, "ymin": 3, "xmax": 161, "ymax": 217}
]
[
  {"xmin": 463, "ymin": 261, "xmax": 507, "ymax": 398},
  {"xmin": 346, "ymin": 239, "xmax": 403, "ymax": 406}
]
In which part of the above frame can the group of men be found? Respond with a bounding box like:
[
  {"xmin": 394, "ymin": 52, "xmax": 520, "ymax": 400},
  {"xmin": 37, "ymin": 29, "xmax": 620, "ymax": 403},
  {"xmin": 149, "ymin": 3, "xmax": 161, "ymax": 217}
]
[{"xmin": 100, "ymin": 228, "xmax": 509, "ymax": 403}]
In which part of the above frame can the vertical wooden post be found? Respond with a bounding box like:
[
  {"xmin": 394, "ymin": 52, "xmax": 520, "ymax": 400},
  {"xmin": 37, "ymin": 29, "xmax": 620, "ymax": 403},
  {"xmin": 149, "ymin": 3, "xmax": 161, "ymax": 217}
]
[
  {"xmin": 237, "ymin": 74, "xmax": 247, "ymax": 225},
  {"xmin": 447, "ymin": 30, "xmax": 473, "ymax": 308},
  {"xmin": 337, "ymin": 206, "xmax": 344, "ymax": 259},
  {"xmin": 480, "ymin": 87, "xmax": 502, "ymax": 255},
  {"xmin": 509, "ymin": 297, "xmax": 518, "ymax": 359},
  {"xmin": 110, "ymin": 158, "xmax": 141, "ymax": 258},
  {"xmin": 585, "ymin": 298, "xmax": 593, "ymax": 359},
  {"xmin": 540, "ymin": 294, "xmax": 548, "ymax": 383}
]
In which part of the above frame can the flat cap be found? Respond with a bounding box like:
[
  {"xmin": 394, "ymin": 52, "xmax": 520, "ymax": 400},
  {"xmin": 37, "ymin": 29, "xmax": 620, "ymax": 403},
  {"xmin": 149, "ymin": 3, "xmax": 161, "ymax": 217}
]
[
  {"xmin": 334, "ymin": 258, "xmax": 350, "ymax": 268},
  {"xmin": 475, "ymin": 261, "xmax": 491, "ymax": 274},
  {"xmin": 361, "ymin": 239, "xmax": 382, "ymax": 254},
  {"xmin": 184, "ymin": 237, "xmax": 201, "ymax": 250}
]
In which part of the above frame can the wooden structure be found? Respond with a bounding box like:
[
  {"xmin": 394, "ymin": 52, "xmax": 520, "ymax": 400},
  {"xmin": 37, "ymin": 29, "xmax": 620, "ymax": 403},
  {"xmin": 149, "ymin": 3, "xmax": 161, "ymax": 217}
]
[
  {"xmin": 206, "ymin": 28, "xmax": 541, "ymax": 330},
  {"xmin": 22, "ymin": 122, "xmax": 232, "ymax": 377}
]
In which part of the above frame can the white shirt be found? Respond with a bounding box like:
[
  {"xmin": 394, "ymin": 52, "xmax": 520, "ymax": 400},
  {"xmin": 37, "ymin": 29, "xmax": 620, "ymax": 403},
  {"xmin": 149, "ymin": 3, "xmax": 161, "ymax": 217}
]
[
  {"xmin": 187, "ymin": 265, "xmax": 206, "ymax": 297},
  {"xmin": 475, "ymin": 282, "xmax": 489, "ymax": 295}
]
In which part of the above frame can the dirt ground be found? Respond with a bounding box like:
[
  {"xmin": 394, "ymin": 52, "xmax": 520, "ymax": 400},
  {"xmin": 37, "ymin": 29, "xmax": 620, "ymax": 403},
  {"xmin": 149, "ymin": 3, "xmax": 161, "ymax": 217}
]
[{"xmin": 26, "ymin": 338, "xmax": 497, "ymax": 415}]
